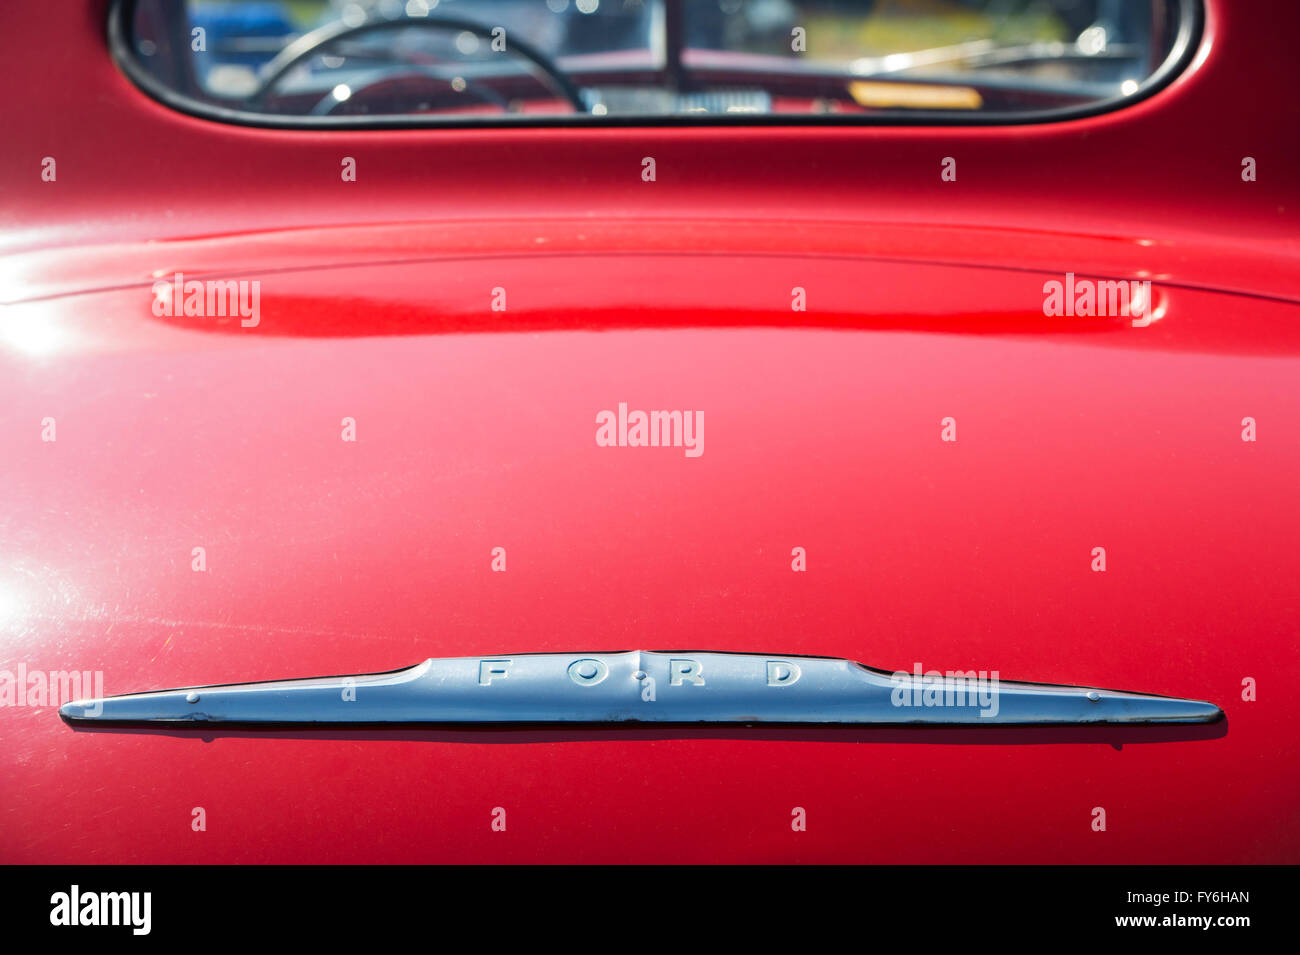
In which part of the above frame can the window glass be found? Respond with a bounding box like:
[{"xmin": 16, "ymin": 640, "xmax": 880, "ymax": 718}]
[{"xmin": 119, "ymin": 0, "xmax": 1197, "ymax": 123}]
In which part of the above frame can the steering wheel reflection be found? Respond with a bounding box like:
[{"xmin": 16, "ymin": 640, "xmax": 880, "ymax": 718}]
[{"xmin": 249, "ymin": 13, "xmax": 586, "ymax": 114}]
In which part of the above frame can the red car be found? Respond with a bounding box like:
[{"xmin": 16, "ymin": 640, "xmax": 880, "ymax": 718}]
[{"xmin": 1, "ymin": 0, "xmax": 1295, "ymax": 892}]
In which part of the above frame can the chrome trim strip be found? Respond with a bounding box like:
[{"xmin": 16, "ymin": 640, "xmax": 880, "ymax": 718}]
[{"xmin": 59, "ymin": 651, "xmax": 1223, "ymax": 726}]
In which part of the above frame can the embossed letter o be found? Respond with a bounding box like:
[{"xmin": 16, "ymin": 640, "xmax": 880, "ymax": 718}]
[{"xmin": 568, "ymin": 658, "xmax": 609, "ymax": 687}]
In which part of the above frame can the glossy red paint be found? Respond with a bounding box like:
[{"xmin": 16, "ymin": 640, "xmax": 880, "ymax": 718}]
[{"xmin": 1, "ymin": 1, "xmax": 1298, "ymax": 863}]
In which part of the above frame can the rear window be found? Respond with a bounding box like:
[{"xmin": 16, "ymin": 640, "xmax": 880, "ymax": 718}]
[{"xmin": 112, "ymin": 0, "xmax": 1201, "ymax": 126}]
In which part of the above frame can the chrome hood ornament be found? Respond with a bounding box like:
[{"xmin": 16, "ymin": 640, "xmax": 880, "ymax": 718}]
[{"xmin": 59, "ymin": 651, "xmax": 1222, "ymax": 726}]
